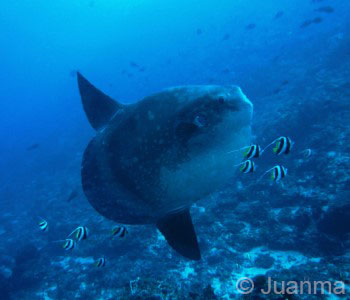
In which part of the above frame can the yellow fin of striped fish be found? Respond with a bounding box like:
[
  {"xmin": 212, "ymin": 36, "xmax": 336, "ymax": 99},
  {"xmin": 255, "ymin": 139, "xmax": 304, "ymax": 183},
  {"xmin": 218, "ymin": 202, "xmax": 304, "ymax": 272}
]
[{"xmin": 273, "ymin": 142, "xmax": 280, "ymax": 153}]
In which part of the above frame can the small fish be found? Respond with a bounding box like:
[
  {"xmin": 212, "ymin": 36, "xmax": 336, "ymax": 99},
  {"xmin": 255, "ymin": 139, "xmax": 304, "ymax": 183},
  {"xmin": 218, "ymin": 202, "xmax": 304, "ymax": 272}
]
[
  {"xmin": 274, "ymin": 11, "xmax": 284, "ymax": 19},
  {"xmin": 222, "ymin": 33, "xmax": 230, "ymax": 41},
  {"xmin": 69, "ymin": 70, "xmax": 76, "ymax": 78},
  {"xmin": 245, "ymin": 23, "xmax": 256, "ymax": 30},
  {"xmin": 129, "ymin": 61, "xmax": 139, "ymax": 68},
  {"xmin": 26, "ymin": 143, "xmax": 39, "ymax": 151},
  {"xmin": 315, "ymin": 6, "xmax": 334, "ymax": 13},
  {"xmin": 263, "ymin": 136, "xmax": 293, "ymax": 155},
  {"xmin": 95, "ymin": 257, "xmax": 106, "ymax": 268},
  {"xmin": 270, "ymin": 165, "xmax": 288, "ymax": 182},
  {"xmin": 300, "ymin": 17, "xmax": 323, "ymax": 29},
  {"xmin": 39, "ymin": 219, "xmax": 48, "ymax": 232},
  {"xmin": 111, "ymin": 226, "xmax": 128, "ymax": 238},
  {"xmin": 313, "ymin": 17, "xmax": 323, "ymax": 24},
  {"xmin": 227, "ymin": 144, "xmax": 262, "ymax": 159},
  {"xmin": 62, "ymin": 239, "xmax": 76, "ymax": 251},
  {"xmin": 301, "ymin": 148, "xmax": 312, "ymax": 158},
  {"xmin": 243, "ymin": 145, "xmax": 261, "ymax": 159},
  {"xmin": 259, "ymin": 165, "xmax": 288, "ymax": 182},
  {"xmin": 235, "ymin": 160, "xmax": 255, "ymax": 173},
  {"xmin": 69, "ymin": 226, "xmax": 89, "ymax": 242}
]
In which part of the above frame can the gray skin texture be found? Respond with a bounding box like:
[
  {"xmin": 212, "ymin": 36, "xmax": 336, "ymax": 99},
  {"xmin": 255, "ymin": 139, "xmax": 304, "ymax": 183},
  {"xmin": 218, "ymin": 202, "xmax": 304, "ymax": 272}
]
[{"xmin": 82, "ymin": 85, "xmax": 253, "ymax": 225}]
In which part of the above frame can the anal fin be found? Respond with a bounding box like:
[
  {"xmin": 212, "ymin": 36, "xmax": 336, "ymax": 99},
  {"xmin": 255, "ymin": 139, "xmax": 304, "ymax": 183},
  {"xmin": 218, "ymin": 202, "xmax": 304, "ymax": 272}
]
[{"xmin": 156, "ymin": 209, "xmax": 201, "ymax": 260}]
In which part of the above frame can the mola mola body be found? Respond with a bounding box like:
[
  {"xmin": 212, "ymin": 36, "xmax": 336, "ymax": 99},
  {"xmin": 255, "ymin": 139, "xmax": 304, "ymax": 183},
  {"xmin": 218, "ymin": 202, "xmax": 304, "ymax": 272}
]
[{"xmin": 77, "ymin": 72, "xmax": 252, "ymax": 260}]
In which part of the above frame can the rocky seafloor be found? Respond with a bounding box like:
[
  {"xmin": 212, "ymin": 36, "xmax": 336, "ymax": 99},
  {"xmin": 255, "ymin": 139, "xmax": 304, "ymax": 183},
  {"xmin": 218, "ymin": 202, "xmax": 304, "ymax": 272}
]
[{"xmin": 1, "ymin": 51, "xmax": 350, "ymax": 300}]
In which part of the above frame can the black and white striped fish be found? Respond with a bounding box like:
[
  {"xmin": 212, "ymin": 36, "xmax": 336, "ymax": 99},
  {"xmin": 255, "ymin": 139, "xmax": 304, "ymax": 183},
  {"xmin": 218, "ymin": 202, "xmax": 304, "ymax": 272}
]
[
  {"xmin": 243, "ymin": 144, "xmax": 261, "ymax": 159},
  {"xmin": 270, "ymin": 165, "xmax": 288, "ymax": 182},
  {"xmin": 69, "ymin": 226, "xmax": 89, "ymax": 242},
  {"xmin": 235, "ymin": 160, "xmax": 255, "ymax": 173},
  {"xmin": 95, "ymin": 257, "xmax": 106, "ymax": 268},
  {"xmin": 38, "ymin": 219, "xmax": 48, "ymax": 232},
  {"xmin": 258, "ymin": 165, "xmax": 288, "ymax": 183},
  {"xmin": 62, "ymin": 239, "xmax": 76, "ymax": 251},
  {"xmin": 228, "ymin": 144, "xmax": 261, "ymax": 159},
  {"xmin": 111, "ymin": 226, "xmax": 128, "ymax": 238},
  {"xmin": 273, "ymin": 136, "xmax": 292, "ymax": 155}
]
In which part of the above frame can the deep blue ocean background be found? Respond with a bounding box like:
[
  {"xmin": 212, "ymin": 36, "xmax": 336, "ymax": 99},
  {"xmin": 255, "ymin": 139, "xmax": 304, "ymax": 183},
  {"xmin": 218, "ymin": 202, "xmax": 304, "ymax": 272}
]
[{"xmin": 1, "ymin": 0, "xmax": 350, "ymax": 299}]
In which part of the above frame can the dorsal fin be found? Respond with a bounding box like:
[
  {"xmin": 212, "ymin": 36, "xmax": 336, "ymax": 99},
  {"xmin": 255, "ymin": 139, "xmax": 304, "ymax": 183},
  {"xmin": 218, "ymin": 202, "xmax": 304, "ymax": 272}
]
[
  {"xmin": 156, "ymin": 209, "xmax": 201, "ymax": 260},
  {"xmin": 77, "ymin": 72, "xmax": 123, "ymax": 130}
]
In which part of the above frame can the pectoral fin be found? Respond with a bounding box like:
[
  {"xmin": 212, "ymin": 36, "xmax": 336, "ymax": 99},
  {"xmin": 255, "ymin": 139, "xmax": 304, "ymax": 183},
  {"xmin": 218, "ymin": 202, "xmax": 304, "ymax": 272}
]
[{"xmin": 156, "ymin": 209, "xmax": 201, "ymax": 260}]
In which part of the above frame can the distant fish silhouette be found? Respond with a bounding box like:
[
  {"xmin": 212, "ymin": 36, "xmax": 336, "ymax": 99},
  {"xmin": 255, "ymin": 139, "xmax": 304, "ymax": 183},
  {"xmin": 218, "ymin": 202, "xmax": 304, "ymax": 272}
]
[
  {"xmin": 222, "ymin": 33, "xmax": 230, "ymax": 41},
  {"xmin": 67, "ymin": 189, "xmax": 78, "ymax": 202},
  {"xmin": 315, "ymin": 6, "xmax": 334, "ymax": 13},
  {"xmin": 313, "ymin": 17, "xmax": 323, "ymax": 24},
  {"xmin": 69, "ymin": 70, "xmax": 77, "ymax": 78},
  {"xmin": 245, "ymin": 23, "xmax": 256, "ymax": 30},
  {"xmin": 274, "ymin": 11, "xmax": 284, "ymax": 19},
  {"xmin": 129, "ymin": 61, "xmax": 139, "ymax": 68},
  {"xmin": 300, "ymin": 17, "xmax": 323, "ymax": 28},
  {"xmin": 26, "ymin": 144, "xmax": 39, "ymax": 151}
]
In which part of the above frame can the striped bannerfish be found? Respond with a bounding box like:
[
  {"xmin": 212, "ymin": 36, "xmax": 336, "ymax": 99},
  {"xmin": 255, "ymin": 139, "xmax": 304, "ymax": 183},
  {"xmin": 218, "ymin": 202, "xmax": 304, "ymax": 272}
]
[
  {"xmin": 234, "ymin": 160, "xmax": 255, "ymax": 173},
  {"xmin": 69, "ymin": 226, "xmax": 89, "ymax": 242},
  {"xmin": 271, "ymin": 165, "xmax": 287, "ymax": 181},
  {"xmin": 273, "ymin": 137, "xmax": 292, "ymax": 155},
  {"xmin": 63, "ymin": 239, "xmax": 76, "ymax": 251},
  {"xmin": 38, "ymin": 219, "xmax": 48, "ymax": 232},
  {"xmin": 243, "ymin": 144, "xmax": 261, "ymax": 159},
  {"xmin": 111, "ymin": 226, "xmax": 128, "ymax": 238},
  {"xmin": 228, "ymin": 144, "xmax": 262, "ymax": 159},
  {"xmin": 95, "ymin": 257, "xmax": 106, "ymax": 268},
  {"xmin": 263, "ymin": 136, "xmax": 293, "ymax": 156},
  {"xmin": 258, "ymin": 165, "xmax": 288, "ymax": 182}
]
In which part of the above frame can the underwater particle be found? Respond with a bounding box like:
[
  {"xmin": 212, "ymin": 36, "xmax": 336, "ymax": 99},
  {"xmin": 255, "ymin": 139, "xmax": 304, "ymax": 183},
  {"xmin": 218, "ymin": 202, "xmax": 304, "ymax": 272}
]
[
  {"xmin": 263, "ymin": 136, "xmax": 293, "ymax": 155},
  {"xmin": 111, "ymin": 226, "xmax": 128, "ymax": 238},
  {"xmin": 235, "ymin": 160, "xmax": 255, "ymax": 173},
  {"xmin": 245, "ymin": 23, "xmax": 256, "ymax": 30},
  {"xmin": 62, "ymin": 239, "xmax": 76, "ymax": 251},
  {"xmin": 38, "ymin": 219, "xmax": 48, "ymax": 232},
  {"xmin": 95, "ymin": 257, "xmax": 106, "ymax": 268},
  {"xmin": 315, "ymin": 6, "xmax": 334, "ymax": 13},
  {"xmin": 274, "ymin": 11, "xmax": 284, "ymax": 19},
  {"xmin": 68, "ymin": 226, "xmax": 89, "ymax": 242}
]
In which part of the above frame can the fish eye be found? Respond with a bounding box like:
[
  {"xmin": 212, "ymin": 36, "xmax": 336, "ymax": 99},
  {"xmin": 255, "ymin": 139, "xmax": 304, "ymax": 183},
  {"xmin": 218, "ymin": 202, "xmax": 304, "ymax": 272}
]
[
  {"xmin": 194, "ymin": 115, "xmax": 206, "ymax": 128},
  {"xmin": 217, "ymin": 96, "xmax": 225, "ymax": 104}
]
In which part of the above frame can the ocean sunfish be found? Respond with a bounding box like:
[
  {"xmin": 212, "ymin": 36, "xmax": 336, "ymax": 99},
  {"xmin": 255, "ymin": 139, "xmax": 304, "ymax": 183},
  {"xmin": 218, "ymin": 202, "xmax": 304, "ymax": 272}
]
[{"xmin": 77, "ymin": 72, "xmax": 252, "ymax": 260}]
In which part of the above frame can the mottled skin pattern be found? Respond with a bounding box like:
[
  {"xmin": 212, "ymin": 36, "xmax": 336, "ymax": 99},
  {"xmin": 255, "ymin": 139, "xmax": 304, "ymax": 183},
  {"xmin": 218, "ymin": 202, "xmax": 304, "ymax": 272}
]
[{"xmin": 82, "ymin": 85, "xmax": 253, "ymax": 224}]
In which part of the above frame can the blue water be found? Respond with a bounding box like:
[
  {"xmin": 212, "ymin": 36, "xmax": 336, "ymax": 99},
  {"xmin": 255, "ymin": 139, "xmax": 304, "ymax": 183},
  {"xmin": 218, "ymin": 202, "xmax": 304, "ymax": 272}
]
[{"xmin": 1, "ymin": 0, "xmax": 349, "ymax": 299}]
